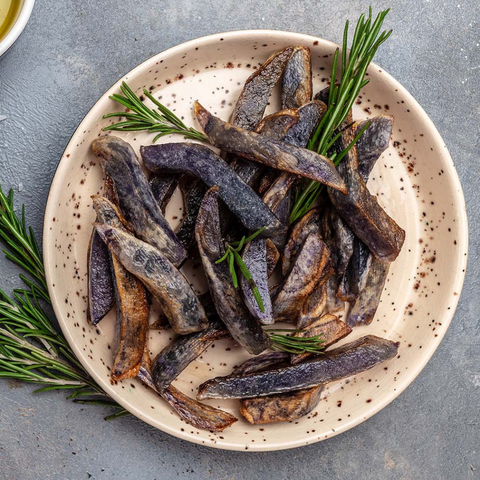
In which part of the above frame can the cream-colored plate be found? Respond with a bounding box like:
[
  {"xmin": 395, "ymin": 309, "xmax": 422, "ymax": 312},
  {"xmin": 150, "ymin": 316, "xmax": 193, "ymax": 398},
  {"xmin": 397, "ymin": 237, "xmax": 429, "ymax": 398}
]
[{"xmin": 43, "ymin": 31, "xmax": 468, "ymax": 451}]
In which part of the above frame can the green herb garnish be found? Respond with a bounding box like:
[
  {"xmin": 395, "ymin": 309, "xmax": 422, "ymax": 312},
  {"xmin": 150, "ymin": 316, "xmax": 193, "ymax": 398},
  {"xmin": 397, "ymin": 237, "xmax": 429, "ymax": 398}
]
[
  {"xmin": 215, "ymin": 230, "xmax": 326, "ymax": 355},
  {"xmin": 289, "ymin": 8, "xmax": 392, "ymax": 223},
  {"xmin": 216, "ymin": 227, "xmax": 266, "ymax": 313},
  {"xmin": 0, "ymin": 186, "xmax": 128, "ymax": 421},
  {"xmin": 103, "ymin": 81, "xmax": 207, "ymax": 143},
  {"xmin": 0, "ymin": 188, "xmax": 48, "ymax": 302},
  {"xmin": 265, "ymin": 329, "xmax": 325, "ymax": 354}
]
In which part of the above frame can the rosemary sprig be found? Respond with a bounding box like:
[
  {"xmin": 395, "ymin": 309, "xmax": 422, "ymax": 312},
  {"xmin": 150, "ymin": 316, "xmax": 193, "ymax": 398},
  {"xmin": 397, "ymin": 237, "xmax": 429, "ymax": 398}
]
[
  {"xmin": 291, "ymin": 120, "xmax": 371, "ymax": 222},
  {"xmin": 215, "ymin": 229, "xmax": 325, "ymax": 354},
  {"xmin": 216, "ymin": 227, "xmax": 266, "ymax": 312},
  {"xmin": 0, "ymin": 187, "xmax": 48, "ymax": 301},
  {"xmin": 265, "ymin": 329, "xmax": 325, "ymax": 355},
  {"xmin": 103, "ymin": 81, "xmax": 207, "ymax": 143},
  {"xmin": 289, "ymin": 8, "xmax": 392, "ymax": 223},
  {"xmin": 0, "ymin": 186, "xmax": 128, "ymax": 420}
]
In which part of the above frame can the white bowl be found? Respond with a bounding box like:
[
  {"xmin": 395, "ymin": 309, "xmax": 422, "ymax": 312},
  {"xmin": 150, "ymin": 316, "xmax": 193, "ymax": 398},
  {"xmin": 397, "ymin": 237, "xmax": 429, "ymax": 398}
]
[
  {"xmin": 44, "ymin": 30, "xmax": 468, "ymax": 451},
  {"xmin": 0, "ymin": 0, "xmax": 35, "ymax": 57}
]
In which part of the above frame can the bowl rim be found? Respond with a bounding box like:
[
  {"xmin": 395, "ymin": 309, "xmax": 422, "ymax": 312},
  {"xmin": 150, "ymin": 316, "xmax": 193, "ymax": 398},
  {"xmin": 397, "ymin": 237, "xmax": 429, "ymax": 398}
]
[
  {"xmin": 0, "ymin": 0, "xmax": 35, "ymax": 57},
  {"xmin": 43, "ymin": 29, "xmax": 469, "ymax": 451}
]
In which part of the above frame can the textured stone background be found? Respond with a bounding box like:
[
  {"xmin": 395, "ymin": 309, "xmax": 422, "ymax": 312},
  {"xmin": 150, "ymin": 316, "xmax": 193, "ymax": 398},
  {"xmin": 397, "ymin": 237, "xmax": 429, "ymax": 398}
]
[{"xmin": 0, "ymin": 1, "xmax": 478, "ymax": 479}]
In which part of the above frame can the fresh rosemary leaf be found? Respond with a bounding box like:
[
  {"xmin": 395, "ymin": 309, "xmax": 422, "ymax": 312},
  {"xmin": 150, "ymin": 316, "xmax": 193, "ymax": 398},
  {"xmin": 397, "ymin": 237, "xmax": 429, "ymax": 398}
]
[
  {"xmin": 228, "ymin": 251, "xmax": 238, "ymax": 288},
  {"xmin": 230, "ymin": 226, "xmax": 266, "ymax": 248},
  {"xmin": 232, "ymin": 235, "xmax": 246, "ymax": 252},
  {"xmin": 103, "ymin": 81, "xmax": 207, "ymax": 142},
  {"xmin": 215, "ymin": 249, "xmax": 230, "ymax": 264}
]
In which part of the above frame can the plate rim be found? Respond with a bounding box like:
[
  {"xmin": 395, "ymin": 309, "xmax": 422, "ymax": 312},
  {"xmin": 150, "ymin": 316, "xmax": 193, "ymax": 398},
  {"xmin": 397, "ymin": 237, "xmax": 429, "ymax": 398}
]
[{"xmin": 43, "ymin": 29, "xmax": 469, "ymax": 451}]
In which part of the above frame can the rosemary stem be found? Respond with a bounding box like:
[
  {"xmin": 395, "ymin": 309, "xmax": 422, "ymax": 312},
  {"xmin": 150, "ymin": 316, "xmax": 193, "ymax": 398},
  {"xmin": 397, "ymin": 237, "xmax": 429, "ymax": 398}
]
[{"xmin": 289, "ymin": 8, "xmax": 392, "ymax": 223}]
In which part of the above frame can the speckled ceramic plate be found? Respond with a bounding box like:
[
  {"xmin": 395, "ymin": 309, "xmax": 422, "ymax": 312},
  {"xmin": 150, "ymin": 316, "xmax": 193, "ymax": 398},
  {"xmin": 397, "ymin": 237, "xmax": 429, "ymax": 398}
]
[{"xmin": 43, "ymin": 30, "xmax": 468, "ymax": 451}]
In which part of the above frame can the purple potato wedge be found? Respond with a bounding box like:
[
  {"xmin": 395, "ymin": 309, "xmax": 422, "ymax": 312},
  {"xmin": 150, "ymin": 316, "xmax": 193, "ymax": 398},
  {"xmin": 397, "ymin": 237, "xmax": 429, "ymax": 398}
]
[
  {"xmin": 268, "ymin": 190, "xmax": 292, "ymax": 249},
  {"xmin": 175, "ymin": 175, "xmax": 207, "ymax": 250},
  {"xmin": 355, "ymin": 115, "xmax": 394, "ymax": 182},
  {"xmin": 233, "ymin": 347, "xmax": 324, "ymax": 425},
  {"xmin": 195, "ymin": 187, "xmax": 271, "ymax": 354},
  {"xmin": 219, "ymin": 111, "xmax": 299, "ymax": 241},
  {"xmin": 91, "ymin": 136, "xmax": 186, "ymax": 266},
  {"xmin": 92, "ymin": 196, "xmax": 148, "ymax": 381},
  {"xmin": 94, "ymin": 222, "xmax": 208, "ymax": 335},
  {"xmin": 265, "ymin": 239, "xmax": 280, "ymax": 278},
  {"xmin": 232, "ymin": 352, "xmax": 290, "ymax": 376},
  {"xmin": 341, "ymin": 224, "xmax": 389, "ymax": 321},
  {"xmin": 283, "ymin": 100, "xmax": 325, "ymax": 147},
  {"xmin": 296, "ymin": 282, "xmax": 327, "ymax": 329},
  {"xmin": 240, "ymin": 238, "xmax": 274, "ymax": 325},
  {"xmin": 327, "ymin": 123, "xmax": 405, "ymax": 262},
  {"xmin": 240, "ymin": 385, "xmax": 324, "ymax": 425},
  {"xmin": 282, "ymin": 207, "xmax": 322, "ymax": 276},
  {"xmin": 109, "ymin": 258, "xmax": 149, "ymax": 382},
  {"xmin": 347, "ymin": 258, "xmax": 390, "ymax": 327},
  {"xmin": 281, "ymin": 46, "xmax": 312, "ymax": 109},
  {"xmin": 325, "ymin": 275, "xmax": 346, "ymax": 315},
  {"xmin": 257, "ymin": 101, "xmax": 325, "ymax": 193},
  {"xmin": 194, "ymin": 102, "xmax": 346, "ymax": 192},
  {"xmin": 149, "ymin": 174, "xmax": 178, "ymax": 215},
  {"xmin": 340, "ymin": 117, "xmax": 393, "ymax": 324},
  {"xmin": 290, "ymin": 313, "xmax": 352, "ymax": 364},
  {"xmin": 236, "ymin": 343, "xmax": 326, "ymax": 424},
  {"xmin": 320, "ymin": 206, "xmax": 355, "ymax": 278},
  {"xmin": 337, "ymin": 236, "xmax": 371, "ymax": 302},
  {"xmin": 230, "ymin": 46, "xmax": 295, "ymax": 130},
  {"xmin": 87, "ymin": 228, "xmax": 114, "ymax": 325},
  {"xmin": 149, "ymin": 291, "xmax": 219, "ymax": 330},
  {"xmin": 284, "ymin": 205, "xmax": 348, "ymax": 317},
  {"xmin": 151, "ymin": 319, "xmax": 230, "ymax": 392},
  {"xmin": 138, "ymin": 355, "xmax": 237, "ymax": 432},
  {"xmin": 261, "ymin": 171, "xmax": 297, "ymax": 249},
  {"xmin": 273, "ymin": 232, "xmax": 333, "ymax": 322},
  {"xmin": 230, "ymin": 109, "xmax": 299, "ymax": 189},
  {"xmin": 225, "ymin": 47, "xmax": 295, "ymax": 181},
  {"xmin": 262, "ymin": 173, "xmax": 297, "ymax": 217},
  {"xmin": 140, "ymin": 142, "xmax": 284, "ymax": 237},
  {"xmin": 194, "ymin": 349, "xmax": 289, "ymax": 425},
  {"xmin": 197, "ymin": 335, "xmax": 399, "ymax": 400},
  {"xmin": 318, "ymin": 205, "xmax": 354, "ymax": 314},
  {"xmin": 160, "ymin": 385, "xmax": 238, "ymax": 432},
  {"xmin": 87, "ymin": 178, "xmax": 117, "ymax": 325},
  {"xmin": 261, "ymin": 100, "xmax": 326, "ymax": 247},
  {"xmin": 256, "ymin": 109, "xmax": 299, "ymax": 139}
]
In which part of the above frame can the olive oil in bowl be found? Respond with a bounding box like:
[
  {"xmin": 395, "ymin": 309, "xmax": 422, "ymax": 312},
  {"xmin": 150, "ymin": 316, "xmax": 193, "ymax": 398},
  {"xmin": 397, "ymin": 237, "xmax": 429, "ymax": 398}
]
[{"xmin": 0, "ymin": 0, "xmax": 23, "ymax": 42}]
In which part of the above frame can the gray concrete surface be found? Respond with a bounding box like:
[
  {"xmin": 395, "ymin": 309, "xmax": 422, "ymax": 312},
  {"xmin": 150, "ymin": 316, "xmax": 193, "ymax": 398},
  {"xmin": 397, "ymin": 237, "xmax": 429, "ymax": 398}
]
[{"xmin": 0, "ymin": 1, "xmax": 478, "ymax": 479}]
